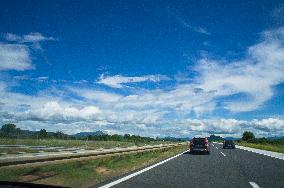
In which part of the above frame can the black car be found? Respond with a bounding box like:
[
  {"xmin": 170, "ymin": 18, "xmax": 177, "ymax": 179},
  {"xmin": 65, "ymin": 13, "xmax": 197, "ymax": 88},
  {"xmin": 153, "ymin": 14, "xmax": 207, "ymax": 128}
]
[
  {"xmin": 189, "ymin": 137, "xmax": 210, "ymax": 154},
  {"xmin": 223, "ymin": 140, "xmax": 236, "ymax": 149}
]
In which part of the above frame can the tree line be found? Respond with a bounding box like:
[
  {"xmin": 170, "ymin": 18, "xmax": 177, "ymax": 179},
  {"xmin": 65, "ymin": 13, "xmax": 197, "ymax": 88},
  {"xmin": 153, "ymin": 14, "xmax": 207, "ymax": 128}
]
[
  {"xmin": 2, "ymin": 124, "xmax": 282, "ymax": 144},
  {"xmin": 0, "ymin": 124, "xmax": 157, "ymax": 143},
  {"xmin": 240, "ymin": 131, "xmax": 284, "ymax": 145},
  {"xmin": 0, "ymin": 123, "xmax": 69, "ymax": 139}
]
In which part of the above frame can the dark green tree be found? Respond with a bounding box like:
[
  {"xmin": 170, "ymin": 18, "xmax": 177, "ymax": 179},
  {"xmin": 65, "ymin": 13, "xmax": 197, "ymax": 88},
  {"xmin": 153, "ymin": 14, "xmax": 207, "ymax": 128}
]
[
  {"xmin": 39, "ymin": 129, "xmax": 48, "ymax": 138},
  {"xmin": 1, "ymin": 124, "xmax": 17, "ymax": 136},
  {"xmin": 124, "ymin": 134, "xmax": 131, "ymax": 140},
  {"xmin": 54, "ymin": 131, "xmax": 65, "ymax": 139},
  {"xmin": 242, "ymin": 131, "xmax": 255, "ymax": 141}
]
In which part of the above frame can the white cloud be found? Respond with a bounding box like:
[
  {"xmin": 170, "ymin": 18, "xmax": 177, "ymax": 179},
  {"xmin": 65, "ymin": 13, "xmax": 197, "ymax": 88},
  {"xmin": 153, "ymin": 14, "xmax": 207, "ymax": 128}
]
[
  {"xmin": 172, "ymin": 118, "xmax": 284, "ymax": 137},
  {"xmin": 0, "ymin": 78, "xmax": 283, "ymax": 137},
  {"xmin": 28, "ymin": 101, "xmax": 101, "ymax": 121},
  {"xmin": 167, "ymin": 9, "xmax": 210, "ymax": 35},
  {"xmin": 0, "ymin": 32, "xmax": 54, "ymax": 71},
  {"xmin": 112, "ymin": 84, "xmax": 215, "ymax": 116},
  {"xmin": 195, "ymin": 26, "xmax": 284, "ymax": 112},
  {"xmin": 73, "ymin": 80, "xmax": 88, "ymax": 84},
  {"xmin": 3, "ymin": 33, "xmax": 22, "ymax": 41},
  {"xmin": 3, "ymin": 32, "xmax": 54, "ymax": 43},
  {"xmin": 97, "ymin": 74, "xmax": 170, "ymax": 88},
  {"xmin": 13, "ymin": 76, "xmax": 48, "ymax": 81},
  {"xmin": 193, "ymin": 27, "xmax": 211, "ymax": 35},
  {"xmin": 36, "ymin": 77, "xmax": 48, "ymax": 81},
  {"xmin": 0, "ymin": 44, "xmax": 33, "ymax": 71},
  {"xmin": 0, "ymin": 83, "xmax": 101, "ymax": 124},
  {"xmin": 69, "ymin": 87, "xmax": 122, "ymax": 103},
  {"xmin": 1, "ymin": 27, "xmax": 284, "ymax": 137}
]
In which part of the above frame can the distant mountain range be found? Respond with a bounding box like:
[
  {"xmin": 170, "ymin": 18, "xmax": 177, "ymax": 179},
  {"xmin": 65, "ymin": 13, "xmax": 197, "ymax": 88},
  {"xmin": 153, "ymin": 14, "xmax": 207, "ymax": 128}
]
[
  {"xmin": 224, "ymin": 137, "xmax": 240, "ymax": 141},
  {"xmin": 267, "ymin": 136, "xmax": 284, "ymax": 140},
  {"xmin": 162, "ymin": 135, "xmax": 235, "ymax": 141},
  {"xmin": 162, "ymin": 136, "xmax": 190, "ymax": 141},
  {"xmin": 73, "ymin": 131, "xmax": 106, "ymax": 137},
  {"xmin": 18, "ymin": 128, "xmax": 284, "ymax": 141},
  {"xmin": 208, "ymin": 135, "xmax": 241, "ymax": 141}
]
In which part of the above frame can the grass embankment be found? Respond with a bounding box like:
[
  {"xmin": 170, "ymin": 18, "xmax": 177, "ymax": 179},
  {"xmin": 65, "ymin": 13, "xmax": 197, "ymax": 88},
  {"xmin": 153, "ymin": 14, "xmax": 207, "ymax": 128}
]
[
  {"xmin": 237, "ymin": 141, "xmax": 284, "ymax": 153},
  {"xmin": 0, "ymin": 145, "xmax": 186, "ymax": 188},
  {"xmin": 0, "ymin": 138, "xmax": 170, "ymax": 150}
]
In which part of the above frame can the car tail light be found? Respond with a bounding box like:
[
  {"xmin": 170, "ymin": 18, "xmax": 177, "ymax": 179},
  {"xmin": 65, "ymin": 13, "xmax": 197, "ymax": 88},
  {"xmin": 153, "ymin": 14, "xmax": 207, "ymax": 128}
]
[{"xmin": 204, "ymin": 141, "xmax": 209, "ymax": 147}]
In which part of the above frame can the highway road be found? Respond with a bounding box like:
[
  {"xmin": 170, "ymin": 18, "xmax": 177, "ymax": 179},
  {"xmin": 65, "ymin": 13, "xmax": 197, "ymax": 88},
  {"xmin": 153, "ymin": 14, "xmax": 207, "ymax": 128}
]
[{"xmin": 98, "ymin": 143, "xmax": 284, "ymax": 188}]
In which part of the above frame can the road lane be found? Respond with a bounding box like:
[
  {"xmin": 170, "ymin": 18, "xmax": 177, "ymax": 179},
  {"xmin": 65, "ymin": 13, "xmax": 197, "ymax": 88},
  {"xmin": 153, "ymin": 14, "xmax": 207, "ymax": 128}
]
[
  {"xmin": 98, "ymin": 143, "xmax": 284, "ymax": 188},
  {"xmin": 104, "ymin": 144, "xmax": 249, "ymax": 188},
  {"xmin": 221, "ymin": 145, "xmax": 284, "ymax": 187}
]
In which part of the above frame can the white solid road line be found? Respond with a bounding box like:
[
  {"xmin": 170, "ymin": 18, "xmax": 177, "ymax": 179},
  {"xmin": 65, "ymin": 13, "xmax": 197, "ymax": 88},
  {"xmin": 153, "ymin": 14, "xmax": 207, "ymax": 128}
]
[
  {"xmin": 237, "ymin": 145, "xmax": 284, "ymax": 160},
  {"xmin": 220, "ymin": 152, "xmax": 226, "ymax": 157},
  {"xmin": 98, "ymin": 150, "xmax": 189, "ymax": 188},
  {"xmin": 249, "ymin": 181, "xmax": 261, "ymax": 188}
]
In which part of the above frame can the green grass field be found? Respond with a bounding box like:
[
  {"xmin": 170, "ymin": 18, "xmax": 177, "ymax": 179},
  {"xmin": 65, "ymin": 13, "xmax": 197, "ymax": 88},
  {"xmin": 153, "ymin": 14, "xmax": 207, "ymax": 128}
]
[
  {"xmin": 237, "ymin": 141, "xmax": 284, "ymax": 153},
  {"xmin": 0, "ymin": 138, "xmax": 171, "ymax": 150},
  {"xmin": 0, "ymin": 145, "xmax": 187, "ymax": 188}
]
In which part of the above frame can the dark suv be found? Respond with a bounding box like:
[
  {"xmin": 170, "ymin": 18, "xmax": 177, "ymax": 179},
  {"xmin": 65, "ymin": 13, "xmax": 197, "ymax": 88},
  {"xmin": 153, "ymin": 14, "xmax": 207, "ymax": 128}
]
[
  {"xmin": 223, "ymin": 140, "xmax": 236, "ymax": 149},
  {"xmin": 189, "ymin": 137, "xmax": 210, "ymax": 154}
]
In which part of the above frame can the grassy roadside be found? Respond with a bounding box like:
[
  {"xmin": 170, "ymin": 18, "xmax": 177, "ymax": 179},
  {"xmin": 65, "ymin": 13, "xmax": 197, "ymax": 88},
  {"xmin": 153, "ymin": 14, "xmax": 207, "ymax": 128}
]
[
  {"xmin": 0, "ymin": 148, "xmax": 57, "ymax": 155},
  {"xmin": 0, "ymin": 145, "xmax": 187, "ymax": 188},
  {"xmin": 0, "ymin": 138, "xmax": 171, "ymax": 150},
  {"xmin": 237, "ymin": 141, "xmax": 284, "ymax": 153}
]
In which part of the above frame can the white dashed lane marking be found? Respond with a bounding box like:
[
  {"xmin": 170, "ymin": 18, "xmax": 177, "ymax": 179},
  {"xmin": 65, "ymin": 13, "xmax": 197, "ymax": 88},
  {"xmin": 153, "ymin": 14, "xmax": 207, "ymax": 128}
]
[{"xmin": 249, "ymin": 181, "xmax": 261, "ymax": 188}]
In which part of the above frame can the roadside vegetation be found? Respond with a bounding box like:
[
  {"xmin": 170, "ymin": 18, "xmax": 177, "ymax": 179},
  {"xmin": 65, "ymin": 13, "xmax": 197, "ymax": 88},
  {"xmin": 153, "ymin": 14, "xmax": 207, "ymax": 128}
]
[
  {"xmin": 236, "ymin": 131, "xmax": 284, "ymax": 153},
  {"xmin": 237, "ymin": 141, "xmax": 284, "ymax": 153},
  {"xmin": 0, "ymin": 145, "xmax": 187, "ymax": 188},
  {"xmin": 0, "ymin": 124, "xmax": 174, "ymax": 150},
  {"xmin": 0, "ymin": 148, "xmax": 57, "ymax": 155},
  {"xmin": 0, "ymin": 124, "xmax": 158, "ymax": 142},
  {"xmin": 0, "ymin": 138, "xmax": 139, "ymax": 150}
]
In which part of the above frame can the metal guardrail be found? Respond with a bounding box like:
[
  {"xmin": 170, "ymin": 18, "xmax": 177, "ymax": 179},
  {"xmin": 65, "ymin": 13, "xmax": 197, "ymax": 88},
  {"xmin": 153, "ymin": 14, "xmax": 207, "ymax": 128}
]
[{"xmin": 0, "ymin": 143, "xmax": 186, "ymax": 167}]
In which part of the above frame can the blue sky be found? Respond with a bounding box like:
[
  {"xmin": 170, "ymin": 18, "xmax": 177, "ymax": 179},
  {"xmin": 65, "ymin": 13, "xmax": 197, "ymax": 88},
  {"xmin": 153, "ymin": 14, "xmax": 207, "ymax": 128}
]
[{"xmin": 0, "ymin": 0, "xmax": 284, "ymax": 137}]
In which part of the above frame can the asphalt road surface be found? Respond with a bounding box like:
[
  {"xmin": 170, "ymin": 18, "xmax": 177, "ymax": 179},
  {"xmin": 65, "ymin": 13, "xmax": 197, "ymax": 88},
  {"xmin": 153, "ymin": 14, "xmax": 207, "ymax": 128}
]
[{"xmin": 100, "ymin": 143, "xmax": 284, "ymax": 188}]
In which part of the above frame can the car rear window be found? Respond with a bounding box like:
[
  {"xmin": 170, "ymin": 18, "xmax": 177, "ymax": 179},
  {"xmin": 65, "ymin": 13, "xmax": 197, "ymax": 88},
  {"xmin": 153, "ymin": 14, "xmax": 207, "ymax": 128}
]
[
  {"xmin": 225, "ymin": 140, "xmax": 234, "ymax": 144},
  {"xmin": 193, "ymin": 138, "xmax": 205, "ymax": 144}
]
